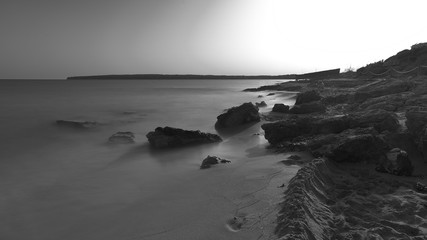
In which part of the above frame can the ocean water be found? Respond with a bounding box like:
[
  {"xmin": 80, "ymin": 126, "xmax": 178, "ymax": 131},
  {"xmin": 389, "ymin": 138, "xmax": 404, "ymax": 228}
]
[{"xmin": 0, "ymin": 79, "xmax": 298, "ymax": 240}]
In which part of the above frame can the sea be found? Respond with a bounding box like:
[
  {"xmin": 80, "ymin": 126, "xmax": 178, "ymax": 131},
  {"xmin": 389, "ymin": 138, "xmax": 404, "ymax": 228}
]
[{"xmin": 0, "ymin": 79, "xmax": 299, "ymax": 240}]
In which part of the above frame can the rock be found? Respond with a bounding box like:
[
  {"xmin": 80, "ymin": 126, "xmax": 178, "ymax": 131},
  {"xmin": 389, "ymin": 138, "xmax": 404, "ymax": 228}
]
[
  {"xmin": 314, "ymin": 116, "xmax": 350, "ymax": 134},
  {"xmin": 257, "ymin": 95, "xmax": 263, "ymax": 98},
  {"xmin": 289, "ymin": 101, "xmax": 326, "ymax": 114},
  {"xmin": 272, "ymin": 103, "xmax": 290, "ymax": 113},
  {"xmin": 200, "ymin": 155, "xmax": 231, "ymax": 169},
  {"xmin": 146, "ymin": 127, "xmax": 222, "ymax": 148},
  {"xmin": 415, "ymin": 182, "xmax": 427, "ymax": 193},
  {"xmin": 255, "ymin": 101, "xmax": 267, "ymax": 107},
  {"xmin": 406, "ymin": 110, "xmax": 427, "ymax": 135},
  {"xmin": 267, "ymin": 93, "xmax": 275, "ymax": 96},
  {"xmin": 216, "ymin": 102, "xmax": 260, "ymax": 128},
  {"xmin": 354, "ymin": 79, "xmax": 413, "ymax": 103},
  {"xmin": 357, "ymin": 92, "xmax": 414, "ymax": 112},
  {"xmin": 262, "ymin": 111, "xmax": 397, "ymax": 146},
  {"xmin": 329, "ymin": 134, "xmax": 388, "ymax": 163},
  {"xmin": 56, "ymin": 120, "xmax": 98, "ymax": 129},
  {"xmin": 108, "ymin": 131, "xmax": 135, "ymax": 144},
  {"xmin": 405, "ymin": 110, "xmax": 427, "ymax": 160},
  {"xmin": 295, "ymin": 90, "xmax": 321, "ymax": 105},
  {"xmin": 293, "ymin": 127, "xmax": 379, "ymax": 158},
  {"xmin": 262, "ymin": 117, "xmax": 313, "ymax": 145},
  {"xmin": 322, "ymin": 93, "xmax": 352, "ymax": 105},
  {"xmin": 376, "ymin": 148, "xmax": 413, "ymax": 176},
  {"xmin": 349, "ymin": 109, "xmax": 400, "ymax": 132}
]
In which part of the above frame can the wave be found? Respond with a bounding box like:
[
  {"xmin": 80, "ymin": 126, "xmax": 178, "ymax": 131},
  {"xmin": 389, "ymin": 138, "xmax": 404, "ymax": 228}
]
[{"xmin": 275, "ymin": 159, "xmax": 427, "ymax": 239}]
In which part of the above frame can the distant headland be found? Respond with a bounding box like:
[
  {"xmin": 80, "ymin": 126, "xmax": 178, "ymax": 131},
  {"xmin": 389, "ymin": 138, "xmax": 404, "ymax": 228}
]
[
  {"xmin": 66, "ymin": 68, "xmax": 341, "ymax": 80},
  {"xmin": 67, "ymin": 74, "xmax": 296, "ymax": 80}
]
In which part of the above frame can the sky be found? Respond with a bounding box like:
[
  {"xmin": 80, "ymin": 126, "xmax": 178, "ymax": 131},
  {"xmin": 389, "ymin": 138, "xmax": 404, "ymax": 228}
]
[{"xmin": 1, "ymin": 0, "xmax": 427, "ymax": 79}]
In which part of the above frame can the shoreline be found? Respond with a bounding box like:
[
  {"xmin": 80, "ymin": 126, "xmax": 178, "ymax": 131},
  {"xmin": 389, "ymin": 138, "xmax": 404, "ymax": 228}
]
[{"xmin": 250, "ymin": 76, "xmax": 427, "ymax": 239}]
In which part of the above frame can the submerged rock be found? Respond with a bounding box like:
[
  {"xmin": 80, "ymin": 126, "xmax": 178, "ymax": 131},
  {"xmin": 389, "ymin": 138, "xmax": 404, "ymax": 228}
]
[
  {"xmin": 272, "ymin": 103, "xmax": 290, "ymax": 113},
  {"xmin": 108, "ymin": 131, "xmax": 135, "ymax": 144},
  {"xmin": 255, "ymin": 101, "xmax": 267, "ymax": 107},
  {"xmin": 295, "ymin": 90, "xmax": 322, "ymax": 105},
  {"xmin": 56, "ymin": 120, "xmax": 98, "ymax": 129},
  {"xmin": 216, "ymin": 102, "xmax": 260, "ymax": 128},
  {"xmin": 146, "ymin": 127, "xmax": 222, "ymax": 148},
  {"xmin": 289, "ymin": 101, "xmax": 326, "ymax": 114},
  {"xmin": 200, "ymin": 155, "xmax": 231, "ymax": 169},
  {"xmin": 376, "ymin": 148, "xmax": 413, "ymax": 176}
]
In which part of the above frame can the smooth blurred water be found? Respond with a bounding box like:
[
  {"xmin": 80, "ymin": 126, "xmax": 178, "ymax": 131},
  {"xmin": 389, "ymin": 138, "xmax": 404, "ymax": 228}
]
[{"xmin": 0, "ymin": 79, "xmax": 297, "ymax": 240}]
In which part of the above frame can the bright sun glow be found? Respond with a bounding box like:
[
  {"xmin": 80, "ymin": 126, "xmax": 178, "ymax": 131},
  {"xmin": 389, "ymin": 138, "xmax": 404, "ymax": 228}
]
[{"xmin": 194, "ymin": 0, "xmax": 427, "ymax": 74}]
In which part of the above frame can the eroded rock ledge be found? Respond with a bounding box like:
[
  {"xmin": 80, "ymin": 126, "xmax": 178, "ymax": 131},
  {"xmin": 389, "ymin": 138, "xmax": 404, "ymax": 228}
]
[{"xmin": 146, "ymin": 126, "xmax": 222, "ymax": 148}]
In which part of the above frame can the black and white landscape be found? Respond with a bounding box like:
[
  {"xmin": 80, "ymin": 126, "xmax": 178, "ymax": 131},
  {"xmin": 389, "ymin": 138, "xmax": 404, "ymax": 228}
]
[{"xmin": 1, "ymin": 1, "xmax": 427, "ymax": 240}]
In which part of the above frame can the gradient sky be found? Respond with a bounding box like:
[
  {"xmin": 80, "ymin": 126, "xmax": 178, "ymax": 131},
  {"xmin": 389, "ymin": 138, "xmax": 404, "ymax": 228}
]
[{"xmin": 1, "ymin": 0, "xmax": 427, "ymax": 79}]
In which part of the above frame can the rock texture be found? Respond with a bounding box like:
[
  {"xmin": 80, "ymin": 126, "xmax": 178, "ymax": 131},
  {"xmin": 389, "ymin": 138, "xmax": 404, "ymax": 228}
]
[
  {"xmin": 376, "ymin": 148, "xmax": 413, "ymax": 176},
  {"xmin": 272, "ymin": 103, "xmax": 290, "ymax": 113},
  {"xmin": 200, "ymin": 155, "xmax": 231, "ymax": 169},
  {"xmin": 146, "ymin": 127, "xmax": 222, "ymax": 148},
  {"xmin": 289, "ymin": 101, "xmax": 326, "ymax": 114},
  {"xmin": 328, "ymin": 134, "xmax": 388, "ymax": 163},
  {"xmin": 295, "ymin": 90, "xmax": 322, "ymax": 105},
  {"xmin": 215, "ymin": 102, "xmax": 260, "ymax": 128}
]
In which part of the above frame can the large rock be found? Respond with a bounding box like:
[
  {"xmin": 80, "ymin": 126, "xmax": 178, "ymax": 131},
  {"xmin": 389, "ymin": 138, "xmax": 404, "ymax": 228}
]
[
  {"xmin": 289, "ymin": 101, "xmax": 326, "ymax": 114},
  {"xmin": 376, "ymin": 148, "xmax": 413, "ymax": 176},
  {"xmin": 272, "ymin": 103, "xmax": 290, "ymax": 113},
  {"xmin": 262, "ymin": 117, "xmax": 313, "ymax": 145},
  {"xmin": 146, "ymin": 127, "xmax": 222, "ymax": 148},
  {"xmin": 406, "ymin": 110, "xmax": 427, "ymax": 135},
  {"xmin": 216, "ymin": 102, "xmax": 260, "ymax": 128},
  {"xmin": 357, "ymin": 92, "xmax": 414, "ymax": 112},
  {"xmin": 354, "ymin": 79, "xmax": 413, "ymax": 103},
  {"xmin": 108, "ymin": 132, "xmax": 135, "ymax": 144},
  {"xmin": 56, "ymin": 120, "xmax": 98, "ymax": 129},
  {"xmin": 200, "ymin": 155, "xmax": 231, "ymax": 169},
  {"xmin": 329, "ymin": 134, "xmax": 388, "ymax": 163},
  {"xmin": 349, "ymin": 109, "xmax": 400, "ymax": 132},
  {"xmin": 295, "ymin": 90, "xmax": 321, "ymax": 105},
  {"xmin": 262, "ymin": 111, "xmax": 398, "ymax": 146},
  {"xmin": 406, "ymin": 110, "xmax": 427, "ymax": 160},
  {"xmin": 314, "ymin": 116, "xmax": 350, "ymax": 134},
  {"xmin": 322, "ymin": 93, "xmax": 352, "ymax": 105}
]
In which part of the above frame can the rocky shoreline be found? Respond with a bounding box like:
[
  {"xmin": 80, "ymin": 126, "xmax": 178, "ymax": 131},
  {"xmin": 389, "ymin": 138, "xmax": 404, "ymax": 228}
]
[{"xmin": 249, "ymin": 75, "xmax": 427, "ymax": 239}]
